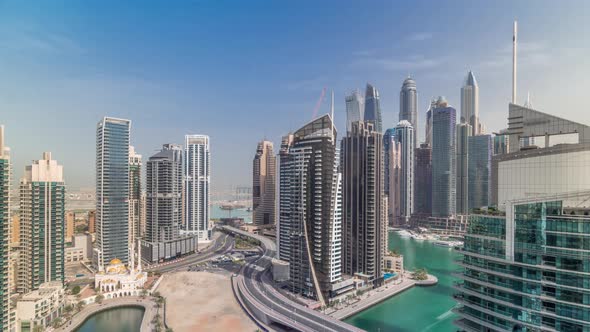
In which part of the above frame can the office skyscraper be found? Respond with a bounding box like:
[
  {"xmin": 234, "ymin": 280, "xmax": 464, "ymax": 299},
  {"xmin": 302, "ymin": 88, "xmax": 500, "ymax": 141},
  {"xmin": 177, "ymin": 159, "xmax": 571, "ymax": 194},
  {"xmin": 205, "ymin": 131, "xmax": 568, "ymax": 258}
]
[
  {"xmin": 128, "ymin": 146, "xmax": 142, "ymax": 249},
  {"xmin": 342, "ymin": 121, "xmax": 385, "ymax": 281},
  {"xmin": 184, "ymin": 135, "xmax": 211, "ymax": 242},
  {"xmin": 0, "ymin": 126, "xmax": 11, "ymax": 330},
  {"xmin": 414, "ymin": 143, "xmax": 432, "ymax": 215},
  {"xmin": 252, "ymin": 140, "xmax": 276, "ymax": 226},
  {"xmin": 399, "ymin": 76, "xmax": 418, "ymax": 148},
  {"xmin": 277, "ymin": 133, "xmax": 293, "ymax": 261},
  {"xmin": 18, "ymin": 152, "xmax": 65, "ymax": 294},
  {"xmin": 278, "ymin": 114, "xmax": 342, "ymax": 306},
  {"xmin": 95, "ymin": 117, "xmax": 130, "ymax": 268},
  {"xmin": 456, "ymin": 123, "xmax": 471, "ymax": 214},
  {"xmin": 146, "ymin": 144, "xmax": 183, "ymax": 243},
  {"xmin": 364, "ymin": 83, "xmax": 383, "ymax": 132},
  {"xmin": 345, "ymin": 90, "xmax": 364, "ymax": 134},
  {"xmin": 394, "ymin": 121, "xmax": 415, "ymax": 225},
  {"xmin": 460, "ymin": 71, "xmax": 480, "ymax": 136},
  {"xmin": 425, "ymin": 98, "xmax": 437, "ymax": 147},
  {"xmin": 468, "ymin": 135, "xmax": 491, "ymax": 210},
  {"xmin": 383, "ymin": 128, "xmax": 396, "ymax": 224},
  {"xmin": 493, "ymin": 129, "xmax": 510, "ymax": 155},
  {"xmin": 432, "ymin": 98, "xmax": 457, "ymax": 217}
]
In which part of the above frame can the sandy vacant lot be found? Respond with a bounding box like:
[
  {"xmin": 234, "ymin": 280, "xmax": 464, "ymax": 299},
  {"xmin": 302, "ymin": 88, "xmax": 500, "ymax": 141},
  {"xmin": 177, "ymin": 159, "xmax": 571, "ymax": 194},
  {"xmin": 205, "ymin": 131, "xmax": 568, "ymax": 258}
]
[{"xmin": 158, "ymin": 271, "xmax": 257, "ymax": 332}]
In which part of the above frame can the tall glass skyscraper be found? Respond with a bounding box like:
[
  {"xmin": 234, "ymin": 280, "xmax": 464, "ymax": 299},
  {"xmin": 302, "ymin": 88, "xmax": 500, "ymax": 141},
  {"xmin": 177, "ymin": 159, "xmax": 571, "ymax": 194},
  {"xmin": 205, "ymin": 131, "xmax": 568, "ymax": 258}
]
[
  {"xmin": 399, "ymin": 76, "xmax": 418, "ymax": 148},
  {"xmin": 345, "ymin": 90, "xmax": 364, "ymax": 134},
  {"xmin": 432, "ymin": 98, "xmax": 457, "ymax": 217},
  {"xmin": 414, "ymin": 143, "xmax": 432, "ymax": 215},
  {"xmin": 252, "ymin": 140, "xmax": 276, "ymax": 226},
  {"xmin": 0, "ymin": 126, "xmax": 11, "ymax": 330},
  {"xmin": 456, "ymin": 123, "xmax": 472, "ymax": 215},
  {"xmin": 364, "ymin": 83, "xmax": 383, "ymax": 133},
  {"xmin": 394, "ymin": 120, "xmax": 415, "ymax": 225},
  {"xmin": 95, "ymin": 117, "xmax": 131, "ymax": 268},
  {"xmin": 468, "ymin": 134, "xmax": 492, "ymax": 210},
  {"xmin": 184, "ymin": 135, "xmax": 211, "ymax": 242},
  {"xmin": 18, "ymin": 152, "xmax": 65, "ymax": 294},
  {"xmin": 461, "ymin": 71, "xmax": 480, "ymax": 136},
  {"xmin": 383, "ymin": 128, "xmax": 396, "ymax": 199},
  {"xmin": 128, "ymin": 146, "xmax": 142, "ymax": 251},
  {"xmin": 454, "ymin": 191, "xmax": 590, "ymax": 332}
]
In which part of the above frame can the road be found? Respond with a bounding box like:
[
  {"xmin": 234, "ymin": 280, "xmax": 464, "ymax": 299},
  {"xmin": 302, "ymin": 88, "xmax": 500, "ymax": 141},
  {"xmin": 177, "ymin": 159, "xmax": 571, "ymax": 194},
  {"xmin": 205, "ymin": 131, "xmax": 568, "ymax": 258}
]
[
  {"xmin": 148, "ymin": 232, "xmax": 234, "ymax": 273},
  {"xmin": 224, "ymin": 226, "xmax": 364, "ymax": 332}
]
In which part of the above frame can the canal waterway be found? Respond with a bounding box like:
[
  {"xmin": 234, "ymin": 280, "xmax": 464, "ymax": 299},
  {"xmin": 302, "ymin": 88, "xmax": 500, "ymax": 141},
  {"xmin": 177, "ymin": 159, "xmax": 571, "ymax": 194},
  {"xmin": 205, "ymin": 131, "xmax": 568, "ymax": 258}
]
[
  {"xmin": 74, "ymin": 306, "xmax": 144, "ymax": 332},
  {"xmin": 346, "ymin": 231, "xmax": 461, "ymax": 332}
]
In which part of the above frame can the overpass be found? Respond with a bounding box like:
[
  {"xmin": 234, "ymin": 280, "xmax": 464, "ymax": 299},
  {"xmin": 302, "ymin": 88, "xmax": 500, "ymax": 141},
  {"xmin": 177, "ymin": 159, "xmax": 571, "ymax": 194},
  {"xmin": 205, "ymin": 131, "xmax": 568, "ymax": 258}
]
[{"xmin": 222, "ymin": 226, "xmax": 364, "ymax": 332}]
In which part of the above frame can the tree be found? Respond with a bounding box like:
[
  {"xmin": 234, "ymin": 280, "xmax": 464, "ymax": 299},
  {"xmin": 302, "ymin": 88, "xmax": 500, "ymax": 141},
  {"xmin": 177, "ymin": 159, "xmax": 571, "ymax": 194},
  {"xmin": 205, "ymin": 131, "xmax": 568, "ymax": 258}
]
[
  {"xmin": 141, "ymin": 289, "xmax": 148, "ymax": 299},
  {"xmin": 64, "ymin": 304, "xmax": 74, "ymax": 315},
  {"xmin": 72, "ymin": 285, "xmax": 81, "ymax": 295},
  {"xmin": 412, "ymin": 268, "xmax": 428, "ymax": 281},
  {"xmin": 76, "ymin": 301, "xmax": 86, "ymax": 312},
  {"xmin": 96, "ymin": 293, "xmax": 105, "ymax": 304},
  {"xmin": 51, "ymin": 317, "xmax": 63, "ymax": 329}
]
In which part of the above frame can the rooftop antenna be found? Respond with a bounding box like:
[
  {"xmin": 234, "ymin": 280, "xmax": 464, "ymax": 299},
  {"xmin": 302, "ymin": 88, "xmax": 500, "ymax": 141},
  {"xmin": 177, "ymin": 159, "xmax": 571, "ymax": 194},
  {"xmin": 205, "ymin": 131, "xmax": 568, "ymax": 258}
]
[{"xmin": 512, "ymin": 20, "xmax": 518, "ymax": 104}]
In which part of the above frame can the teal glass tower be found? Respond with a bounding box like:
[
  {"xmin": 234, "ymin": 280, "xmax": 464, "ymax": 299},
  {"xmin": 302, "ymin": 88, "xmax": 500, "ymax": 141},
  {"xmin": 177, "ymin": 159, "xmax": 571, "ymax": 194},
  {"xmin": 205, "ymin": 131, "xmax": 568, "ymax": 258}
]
[{"xmin": 454, "ymin": 191, "xmax": 590, "ymax": 331}]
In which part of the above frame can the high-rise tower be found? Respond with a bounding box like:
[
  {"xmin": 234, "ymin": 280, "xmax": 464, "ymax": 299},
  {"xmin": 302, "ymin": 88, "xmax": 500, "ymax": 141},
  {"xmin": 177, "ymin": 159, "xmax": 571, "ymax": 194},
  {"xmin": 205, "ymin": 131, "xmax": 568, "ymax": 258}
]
[
  {"xmin": 0, "ymin": 125, "xmax": 11, "ymax": 330},
  {"xmin": 461, "ymin": 71, "xmax": 480, "ymax": 136},
  {"xmin": 432, "ymin": 98, "xmax": 457, "ymax": 217},
  {"xmin": 95, "ymin": 117, "xmax": 131, "ymax": 268},
  {"xmin": 364, "ymin": 84, "xmax": 383, "ymax": 132},
  {"xmin": 18, "ymin": 152, "xmax": 65, "ymax": 294},
  {"xmin": 184, "ymin": 135, "xmax": 211, "ymax": 242},
  {"xmin": 399, "ymin": 77, "xmax": 418, "ymax": 148},
  {"xmin": 414, "ymin": 143, "xmax": 432, "ymax": 215},
  {"xmin": 345, "ymin": 90, "xmax": 364, "ymax": 134},
  {"xmin": 394, "ymin": 121, "xmax": 415, "ymax": 225},
  {"xmin": 456, "ymin": 123, "xmax": 471, "ymax": 214},
  {"xmin": 128, "ymin": 146, "xmax": 142, "ymax": 249},
  {"xmin": 252, "ymin": 140, "xmax": 276, "ymax": 226}
]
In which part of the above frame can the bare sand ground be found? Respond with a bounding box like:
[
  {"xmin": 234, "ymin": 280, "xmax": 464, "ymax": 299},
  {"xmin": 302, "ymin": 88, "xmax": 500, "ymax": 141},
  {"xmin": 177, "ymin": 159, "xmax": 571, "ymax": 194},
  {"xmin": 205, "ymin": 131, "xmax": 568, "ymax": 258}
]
[{"xmin": 158, "ymin": 271, "xmax": 257, "ymax": 332}]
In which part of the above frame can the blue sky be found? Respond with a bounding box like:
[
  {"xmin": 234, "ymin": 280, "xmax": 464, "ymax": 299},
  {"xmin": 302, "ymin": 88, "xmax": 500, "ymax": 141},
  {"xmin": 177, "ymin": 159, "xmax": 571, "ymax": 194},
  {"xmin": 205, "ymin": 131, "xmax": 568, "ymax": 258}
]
[{"xmin": 1, "ymin": 1, "xmax": 588, "ymax": 193}]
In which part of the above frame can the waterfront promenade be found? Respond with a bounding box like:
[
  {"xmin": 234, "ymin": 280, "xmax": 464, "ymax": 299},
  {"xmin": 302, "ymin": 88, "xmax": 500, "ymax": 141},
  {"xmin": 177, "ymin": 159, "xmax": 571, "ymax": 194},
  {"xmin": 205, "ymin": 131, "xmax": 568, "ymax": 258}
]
[{"xmin": 55, "ymin": 297, "xmax": 157, "ymax": 332}]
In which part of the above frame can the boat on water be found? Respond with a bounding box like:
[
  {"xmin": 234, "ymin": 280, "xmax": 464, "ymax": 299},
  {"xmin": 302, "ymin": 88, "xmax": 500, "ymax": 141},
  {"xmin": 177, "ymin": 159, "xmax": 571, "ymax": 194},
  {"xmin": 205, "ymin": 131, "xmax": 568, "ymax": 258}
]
[
  {"xmin": 411, "ymin": 233, "xmax": 426, "ymax": 241},
  {"xmin": 397, "ymin": 230, "xmax": 412, "ymax": 237},
  {"xmin": 434, "ymin": 240, "xmax": 463, "ymax": 248}
]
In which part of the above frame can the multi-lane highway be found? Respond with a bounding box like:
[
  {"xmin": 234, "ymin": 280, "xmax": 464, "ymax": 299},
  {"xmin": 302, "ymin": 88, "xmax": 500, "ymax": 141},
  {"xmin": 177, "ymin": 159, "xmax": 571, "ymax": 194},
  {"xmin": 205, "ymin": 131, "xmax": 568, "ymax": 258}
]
[
  {"xmin": 148, "ymin": 232, "xmax": 234, "ymax": 273},
  {"xmin": 224, "ymin": 226, "xmax": 364, "ymax": 332}
]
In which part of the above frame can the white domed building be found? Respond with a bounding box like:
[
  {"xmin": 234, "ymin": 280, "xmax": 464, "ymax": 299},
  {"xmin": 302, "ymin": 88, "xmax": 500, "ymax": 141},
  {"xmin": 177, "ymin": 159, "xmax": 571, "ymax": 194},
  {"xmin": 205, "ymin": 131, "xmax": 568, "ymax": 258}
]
[{"xmin": 94, "ymin": 240, "xmax": 147, "ymax": 299}]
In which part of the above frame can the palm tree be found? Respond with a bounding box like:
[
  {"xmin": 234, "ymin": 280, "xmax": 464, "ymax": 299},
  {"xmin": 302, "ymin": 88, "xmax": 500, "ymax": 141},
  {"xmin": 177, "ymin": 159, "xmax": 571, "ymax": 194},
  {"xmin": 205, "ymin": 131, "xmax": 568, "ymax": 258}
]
[
  {"xmin": 76, "ymin": 301, "xmax": 85, "ymax": 312},
  {"xmin": 96, "ymin": 293, "xmax": 105, "ymax": 304}
]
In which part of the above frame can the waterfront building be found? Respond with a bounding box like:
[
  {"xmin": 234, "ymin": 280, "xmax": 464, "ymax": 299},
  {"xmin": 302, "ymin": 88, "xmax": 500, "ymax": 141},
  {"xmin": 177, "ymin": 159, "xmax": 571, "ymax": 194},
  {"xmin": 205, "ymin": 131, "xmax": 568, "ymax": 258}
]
[
  {"xmin": 184, "ymin": 135, "xmax": 211, "ymax": 242},
  {"xmin": 0, "ymin": 125, "xmax": 11, "ymax": 330},
  {"xmin": 454, "ymin": 191, "xmax": 590, "ymax": 332},
  {"xmin": 394, "ymin": 121, "xmax": 415, "ymax": 225},
  {"xmin": 18, "ymin": 152, "xmax": 65, "ymax": 294},
  {"xmin": 468, "ymin": 134, "xmax": 492, "ymax": 210},
  {"xmin": 342, "ymin": 121, "xmax": 385, "ymax": 282},
  {"xmin": 15, "ymin": 281, "xmax": 64, "ymax": 332},
  {"xmin": 65, "ymin": 211, "xmax": 75, "ymax": 240},
  {"xmin": 276, "ymin": 133, "xmax": 294, "ymax": 262},
  {"xmin": 414, "ymin": 144, "xmax": 432, "ymax": 215},
  {"xmin": 456, "ymin": 123, "xmax": 472, "ymax": 215},
  {"xmin": 383, "ymin": 254, "xmax": 404, "ymax": 274},
  {"xmin": 412, "ymin": 214, "xmax": 468, "ymax": 237},
  {"xmin": 95, "ymin": 117, "xmax": 131, "ymax": 267},
  {"xmin": 128, "ymin": 146, "xmax": 142, "ymax": 250},
  {"xmin": 345, "ymin": 90, "xmax": 364, "ymax": 134},
  {"xmin": 383, "ymin": 129, "xmax": 401, "ymax": 225},
  {"xmin": 278, "ymin": 114, "xmax": 344, "ymax": 306},
  {"xmin": 399, "ymin": 76, "xmax": 418, "ymax": 148},
  {"xmin": 493, "ymin": 129, "xmax": 510, "ymax": 155},
  {"xmin": 460, "ymin": 71, "xmax": 480, "ymax": 136},
  {"xmin": 364, "ymin": 83, "xmax": 383, "ymax": 132},
  {"xmin": 95, "ymin": 240, "xmax": 147, "ymax": 299},
  {"xmin": 252, "ymin": 140, "xmax": 276, "ymax": 226},
  {"xmin": 432, "ymin": 97, "xmax": 457, "ymax": 217}
]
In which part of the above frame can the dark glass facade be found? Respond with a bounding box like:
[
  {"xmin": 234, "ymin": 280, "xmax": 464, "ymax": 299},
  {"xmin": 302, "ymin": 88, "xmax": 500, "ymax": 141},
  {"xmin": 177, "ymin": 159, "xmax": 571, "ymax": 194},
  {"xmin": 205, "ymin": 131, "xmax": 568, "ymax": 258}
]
[{"xmin": 432, "ymin": 106, "xmax": 456, "ymax": 217}]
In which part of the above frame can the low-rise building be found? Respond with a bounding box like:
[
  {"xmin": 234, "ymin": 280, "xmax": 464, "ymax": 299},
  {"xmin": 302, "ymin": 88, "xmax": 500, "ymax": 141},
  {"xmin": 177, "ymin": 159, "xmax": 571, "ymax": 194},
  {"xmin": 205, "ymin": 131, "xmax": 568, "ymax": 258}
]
[
  {"xmin": 384, "ymin": 254, "xmax": 404, "ymax": 274},
  {"xmin": 15, "ymin": 282, "xmax": 65, "ymax": 332}
]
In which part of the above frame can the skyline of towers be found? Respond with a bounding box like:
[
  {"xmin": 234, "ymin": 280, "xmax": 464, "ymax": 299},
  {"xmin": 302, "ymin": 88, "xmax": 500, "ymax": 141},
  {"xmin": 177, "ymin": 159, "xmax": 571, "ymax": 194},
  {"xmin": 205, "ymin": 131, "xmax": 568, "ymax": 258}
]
[
  {"xmin": 18, "ymin": 152, "xmax": 65, "ymax": 294},
  {"xmin": 146, "ymin": 144, "xmax": 183, "ymax": 243},
  {"xmin": 342, "ymin": 121, "xmax": 385, "ymax": 281},
  {"xmin": 252, "ymin": 140, "xmax": 276, "ymax": 226},
  {"xmin": 460, "ymin": 71, "xmax": 480, "ymax": 136},
  {"xmin": 432, "ymin": 98, "xmax": 457, "ymax": 217},
  {"xmin": 345, "ymin": 90, "xmax": 364, "ymax": 134},
  {"xmin": 364, "ymin": 83, "xmax": 383, "ymax": 133},
  {"xmin": 0, "ymin": 126, "xmax": 11, "ymax": 330},
  {"xmin": 394, "ymin": 121, "xmax": 414, "ymax": 225},
  {"xmin": 95, "ymin": 117, "xmax": 131, "ymax": 268},
  {"xmin": 277, "ymin": 114, "xmax": 342, "ymax": 306},
  {"xmin": 399, "ymin": 76, "xmax": 418, "ymax": 149},
  {"xmin": 184, "ymin": 134, "xmax": 211, "ymax": 242}
]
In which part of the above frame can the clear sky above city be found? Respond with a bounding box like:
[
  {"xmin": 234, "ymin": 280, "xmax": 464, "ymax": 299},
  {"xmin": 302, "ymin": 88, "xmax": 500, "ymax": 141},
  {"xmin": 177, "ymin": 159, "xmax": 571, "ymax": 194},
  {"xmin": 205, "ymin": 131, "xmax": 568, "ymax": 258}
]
[{"xmin": 1, "ymin": 1, "xmax": 588, "ymax": 192}]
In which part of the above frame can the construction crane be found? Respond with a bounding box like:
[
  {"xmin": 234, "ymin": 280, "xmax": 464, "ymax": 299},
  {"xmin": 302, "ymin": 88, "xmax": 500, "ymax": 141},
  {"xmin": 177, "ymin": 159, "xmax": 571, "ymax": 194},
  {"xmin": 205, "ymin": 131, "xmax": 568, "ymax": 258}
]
[{"xmin": 311, "ymin": 87, "xmax": 326, "ymax": 120}]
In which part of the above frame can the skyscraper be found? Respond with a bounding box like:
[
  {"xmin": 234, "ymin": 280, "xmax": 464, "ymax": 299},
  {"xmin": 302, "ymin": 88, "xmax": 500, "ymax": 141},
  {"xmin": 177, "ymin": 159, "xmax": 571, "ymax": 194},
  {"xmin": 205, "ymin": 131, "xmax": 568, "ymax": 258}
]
[
  {"xmin": 277, "ymin": 133, "xmax": 293, "ymax": 261},
  {"xmin": 342, "ymin": 121, "xmax": 385, "ymax": 281},
  {"xmin": 128, "ymin": 146, "xmax": 142, "ymax": 249},
  {"xmin": 456, "ymin": 123, "xmax": 471, "ymax": 214},
  {"xmin": 18, "ymin": 152, "xmax": 65, "ymax": 294},
  {"xmin": 394, "ymin": 121, "xmax": 415, "ymax": 225},
  {"xmin": 425, "ymin": 98, "xmax": 437, "ymax": 147},
  {"xmin": 460, "ymin": 71, "xmax": 480, "ymax": 136},
  {"xmin": 364, "ymin": 83, "xmax": 383, "ymax": 132},
  {"xmin": 95, "ymin": 117, "xmax": 130, "ymax": 268},
  {"xmin": 184, "ymin": 135, "xmax": 211, "ymax": 242},
  {"xmin": 0, "ymin": 126, "xmax": 11, "ymax": 330},
  {"xmin": 493, "ymin": 129, "xmax": 510, "ymax": 155},
  {"xmin": 399, "ymin": 76, "xmax": 418, "ymax": 148},
  {"xmin": 432, "ymin": 98, "xmax": 457, "ymax": 217},
  {"xmin": 146, "ymin": 144, "xmax": 183, "ymax": 243},
  {"xmin": 414, "ymin": 143, "xmax": 432, "ymax": 215},
  {"xmin": 278, "ymin": 114, "xmax": 342, "ymax": 306},
  {"xmin": 383, "ymin": 128, "xmax": 397, "ymax": 224},
  {"xmin": 252, "ymin": 140, "xmax": 276, "ymax": 226},
  {"xmin": 345, "ymin": 90, "xmax": 364, "ymax": 134},
  {"xmin": 468, "ymin": 134, "xmax": 492, "ymax": 210}
]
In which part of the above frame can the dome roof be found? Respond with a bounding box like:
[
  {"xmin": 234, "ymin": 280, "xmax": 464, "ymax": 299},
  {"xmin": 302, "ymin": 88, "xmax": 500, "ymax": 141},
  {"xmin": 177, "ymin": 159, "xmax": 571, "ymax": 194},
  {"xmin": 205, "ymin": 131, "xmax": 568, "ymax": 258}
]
[
  {"xmin": 401, "ymin": 76, "xmax": 416, "ymax": 90},
  {"xmin": 396, "ymin": 120, "xmax": 413, "ymax": 128},
  {"xmin": 110, "ymin": 258, "xmax": 122, "ymax": 265}
]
